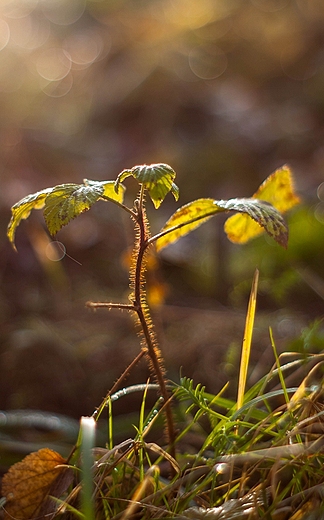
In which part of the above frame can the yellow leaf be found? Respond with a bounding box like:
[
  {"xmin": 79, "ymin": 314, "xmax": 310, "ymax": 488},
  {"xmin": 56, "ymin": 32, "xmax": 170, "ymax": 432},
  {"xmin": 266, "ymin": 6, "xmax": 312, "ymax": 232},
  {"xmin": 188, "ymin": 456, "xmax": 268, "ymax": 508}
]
[
  {"xmin": 156, "ymin": 193, "xmax": 290, "ymax": 251},
  {"xmin": 1, "ymin": 448, "xmax": 73, "ymax": 520},
  {"xmin": 252, "ymin": 165, "xmax": 300, "ymax": 212},
  {"xmin": 156, "ymin": 198, "xmax": 216, "ymax": 251},
  {"xmin": 7, "ymin": 180, "xmax": 125, "ymax": 248},
  {"xmin": 224, "ymin": 165, "xmax": 300, "ymax": 245},
  {"xmin": 85, "ymin": 178, "xmax": 125, "ymax": 203},
  {"xmin": 7, "ymin": 188, "xmax": 52, "ymax": 249}
]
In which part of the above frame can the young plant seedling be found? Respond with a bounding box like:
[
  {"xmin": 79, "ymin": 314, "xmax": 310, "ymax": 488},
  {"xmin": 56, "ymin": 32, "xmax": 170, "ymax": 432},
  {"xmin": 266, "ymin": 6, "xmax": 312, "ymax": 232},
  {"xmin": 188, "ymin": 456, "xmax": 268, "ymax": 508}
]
[{"xmin": 7, "ymin": 163, "xmax": 300, "ymax": 456}]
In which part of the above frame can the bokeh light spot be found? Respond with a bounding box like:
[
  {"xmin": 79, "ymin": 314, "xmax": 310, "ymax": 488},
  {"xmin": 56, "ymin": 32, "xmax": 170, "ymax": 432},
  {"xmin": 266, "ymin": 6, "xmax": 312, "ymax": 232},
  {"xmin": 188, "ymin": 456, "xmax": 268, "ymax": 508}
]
[
  {"xmin": 63, "ymin": 30, "xmax": 102, "ymax": 68},
  {"xmin": 167, "ymin": 0, "xmax": 215, "ymax": 29},
  {"xmin": 36, "ymin": 47, "xmax": 71, "ymax": 81},
  {"xmin": 0, "ymin": 50, "xmax": 26, "ymax": 92},
  {"xmin": 251, "ymin": 0, "xmax": 289, "ymax": 12},
  {"xmin": 0, "ymin": 19, "xmax": 10, "ymax": 51},
  {"xmin": 2, "ymin": 0, "xmax": 38, "ymax": 19},
  {"xmin": 40, "ymin": 72, "xmax": 73, "ymax": 97},
  {"xmin": 314, "ymin": 203, "xmax": 324, "ymax": 225},
  {"xmin": 280, "ymin": 43, "xmax": 317, "ymax": 81},
  {"xmin": 278, "ymin": 103, "xmax": 315, "ymax": 136},
  {"xmin": 189, "ymin": 45, "xmax": 227, "ymax": 80},
  {"xmin": 317, "ymin": 182, "xmax": 324, "ymax": 202},
  {"xmin": 9, "ymin": 15, "xmax": 50, "ymax": 50},
  {"xmin": 45, "ymin": 241, "xmax": 66, "ymax": 261},
  {"xmin": 41, "ymin": 0, "xmax": 86, "ymax": 26}
]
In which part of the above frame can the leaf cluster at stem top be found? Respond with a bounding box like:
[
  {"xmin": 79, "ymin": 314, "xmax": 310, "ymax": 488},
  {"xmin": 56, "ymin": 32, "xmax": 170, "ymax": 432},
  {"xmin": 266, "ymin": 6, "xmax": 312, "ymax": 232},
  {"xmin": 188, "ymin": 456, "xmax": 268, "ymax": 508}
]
[{"xmin": 7, "ymin": 163, "xmax": 299, "ymax": 251}]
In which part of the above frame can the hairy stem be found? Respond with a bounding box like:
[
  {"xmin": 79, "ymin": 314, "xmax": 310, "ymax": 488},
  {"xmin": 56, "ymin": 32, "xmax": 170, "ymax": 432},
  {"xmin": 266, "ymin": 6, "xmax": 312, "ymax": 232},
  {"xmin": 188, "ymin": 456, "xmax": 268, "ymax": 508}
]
[
  {"xmin": 132, "ymin": 195, "xmax": 176, "ymax": 459},
  {"xmin": 86, "ymin": 301, "xmax": 135, "ymax": 311}
]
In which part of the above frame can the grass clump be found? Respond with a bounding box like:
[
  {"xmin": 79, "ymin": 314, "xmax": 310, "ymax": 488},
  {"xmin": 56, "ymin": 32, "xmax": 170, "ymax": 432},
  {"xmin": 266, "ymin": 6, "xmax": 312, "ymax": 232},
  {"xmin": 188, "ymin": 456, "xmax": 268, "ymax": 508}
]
[{"xmin": 55, "ymin": 349, "xmax": 324, "ymax": 519}]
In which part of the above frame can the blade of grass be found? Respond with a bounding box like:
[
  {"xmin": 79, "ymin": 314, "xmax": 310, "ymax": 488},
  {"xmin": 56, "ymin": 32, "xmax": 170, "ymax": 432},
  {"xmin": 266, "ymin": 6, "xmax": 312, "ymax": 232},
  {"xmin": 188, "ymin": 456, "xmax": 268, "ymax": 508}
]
[
  {"xmin": 269, "ymin": 327, "xmax": 290, "ymax": 406},
  {"xmin": 51, "ymin": 496, "xmax": 85, "ymax": 519},
  {"xmin": 288, "ymin": 361, "xmax": 324, "ymax": 411},
  {"xmin": 138, "ymin": 381, "xmax": 150, "ymax": 482},
  {"xmin": 237, "ymin": 268, "xmax": 259, "ymax": 412},
  {"xmin": 107, "ymin": 396, "xmax": 113, "ymax": 451},
  {"xmin": 121, "ymin": 465, "xmax": 160, "ymax": 520},
  {"xmin": 80, "ymin": 416, "xmax": 96, "ymax": 520}
]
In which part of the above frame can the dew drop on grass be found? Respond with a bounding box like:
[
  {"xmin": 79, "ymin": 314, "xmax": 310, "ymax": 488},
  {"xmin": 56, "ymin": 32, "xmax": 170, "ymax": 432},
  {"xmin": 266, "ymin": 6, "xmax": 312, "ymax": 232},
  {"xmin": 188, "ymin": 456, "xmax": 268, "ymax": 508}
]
[{"xmin": 214, "ymin": 463, "xmax": 228, "ymax": 474}]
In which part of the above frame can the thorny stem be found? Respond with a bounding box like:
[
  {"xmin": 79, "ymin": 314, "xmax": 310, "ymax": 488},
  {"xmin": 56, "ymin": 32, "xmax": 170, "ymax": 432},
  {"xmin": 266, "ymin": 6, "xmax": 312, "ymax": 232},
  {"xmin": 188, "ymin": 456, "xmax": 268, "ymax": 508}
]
[
  {"xmin": 88, "ymin": 189, "xmax": 176, "ymax": 461},
  {"xmin": 133, "ymin": 191, "xmax": 176, "ymax": 460}
]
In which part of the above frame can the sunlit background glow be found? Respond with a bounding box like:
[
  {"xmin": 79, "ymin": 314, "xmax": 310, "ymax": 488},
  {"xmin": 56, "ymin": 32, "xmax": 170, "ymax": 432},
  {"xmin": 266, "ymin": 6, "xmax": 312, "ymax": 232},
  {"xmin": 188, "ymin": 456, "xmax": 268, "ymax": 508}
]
[
  {"xmin": 1, "ymin": 0, "xmax": 324, "ymax": 418},
  {"xmin": 1, "ymin": 0, "xmax": 324, "ymax": 308}
]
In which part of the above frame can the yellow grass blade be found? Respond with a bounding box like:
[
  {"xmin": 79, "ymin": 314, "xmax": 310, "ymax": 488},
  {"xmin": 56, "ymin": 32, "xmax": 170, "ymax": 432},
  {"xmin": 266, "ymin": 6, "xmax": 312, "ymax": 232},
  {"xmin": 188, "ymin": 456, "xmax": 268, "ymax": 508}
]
[
  {"xmin": 237, "ymin": 268, "xmax": 259, "ymax": 411},
  {"xmin": 288, "ymin": 361, "xmax": 324, "ymax": 412}
]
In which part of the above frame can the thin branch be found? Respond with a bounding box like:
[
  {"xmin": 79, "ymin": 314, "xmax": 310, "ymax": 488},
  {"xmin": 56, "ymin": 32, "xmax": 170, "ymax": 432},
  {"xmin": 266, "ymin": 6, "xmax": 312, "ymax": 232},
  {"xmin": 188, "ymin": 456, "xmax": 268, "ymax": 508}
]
[
  {"xmin": 110, "ymin": 383, "xmax": 170, "ymax": 402},
  {"xmin": 86, "ymin": 301, "xmax": 135, "ymax": 311},
  {"xmin": 92, "ymin": 350, "xmax": 146, "ymax": 420},
  {"xmin": 100, "ymin": 194, "xmax": 137, "ymax": 218},
  {"xmin": 147, "ymin": 209, "xmax": 222, "ymax": 246}
]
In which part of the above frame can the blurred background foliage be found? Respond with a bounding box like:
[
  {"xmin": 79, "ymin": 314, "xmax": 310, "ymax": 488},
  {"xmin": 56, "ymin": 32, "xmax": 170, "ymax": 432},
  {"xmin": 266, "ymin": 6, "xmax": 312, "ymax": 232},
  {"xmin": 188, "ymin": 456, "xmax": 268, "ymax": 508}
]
[{"xmin": 0, "ymin": 0, "xmax": 324, "ymax": 424}]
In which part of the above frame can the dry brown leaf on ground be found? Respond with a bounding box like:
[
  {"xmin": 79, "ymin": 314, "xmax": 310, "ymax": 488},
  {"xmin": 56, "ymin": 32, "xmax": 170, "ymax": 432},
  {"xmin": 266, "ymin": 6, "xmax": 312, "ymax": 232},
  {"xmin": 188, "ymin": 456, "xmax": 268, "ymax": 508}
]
[{"xmin": 1, "ymin": 447, "xmax": 73, "ymax": 520}]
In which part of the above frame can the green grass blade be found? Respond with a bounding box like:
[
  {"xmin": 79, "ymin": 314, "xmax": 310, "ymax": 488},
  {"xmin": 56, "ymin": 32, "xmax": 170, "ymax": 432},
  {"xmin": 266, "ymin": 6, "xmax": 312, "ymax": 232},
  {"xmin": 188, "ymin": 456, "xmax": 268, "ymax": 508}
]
[
  {"xmin": 107, "ymin": 396, "xmax": 113, "ymax": 451},
  {"xmin": 269, "ymin": 327, "xmax": 290, "ymax": 406},
  {"xmin": 80, "ymin": 416, "xmax": 96, "ymax": 520}
]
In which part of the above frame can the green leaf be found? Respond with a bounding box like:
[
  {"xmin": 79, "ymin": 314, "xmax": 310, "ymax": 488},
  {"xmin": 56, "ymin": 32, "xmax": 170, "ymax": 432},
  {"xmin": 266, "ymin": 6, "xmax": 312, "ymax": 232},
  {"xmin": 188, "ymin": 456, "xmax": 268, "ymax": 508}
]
[
  {"xmin": 43, "ymin": 183, "xmax": 102, "ymax": 236},
  {"xmin": 44, "ymin": 180, "xmax": 124, "ymax": 236},
  {"xmin": 84, "ymin": 179, "xmax": 125, "ymax": 202},
  {"xmin": 7, "ymin": 180, "xmax": 125, "ymax": 248},
  {"xmin": 7, "ymin": 188, "xmax": 53, "ymax": 250},
  {"xmin": 115, "ymin": 163, "xmax": 179, "ymax": 208},
  {"xmin": 155, "ymin": 197, "xmax": 288, "ymax": 251}
]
